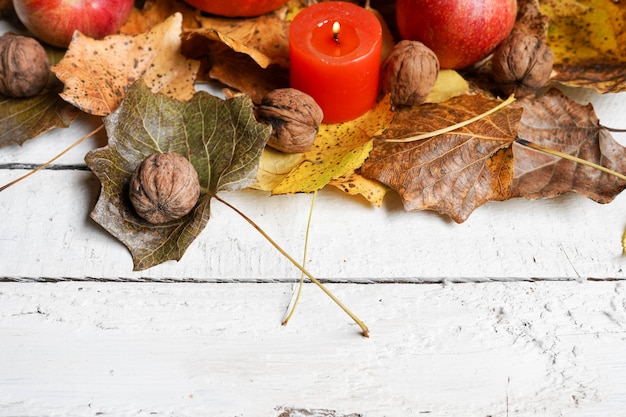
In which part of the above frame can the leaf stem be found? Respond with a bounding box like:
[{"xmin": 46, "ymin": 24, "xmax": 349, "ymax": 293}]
[
  {"xmin": 215, "ymin": 193, "xmax": 369, "ymax": 337},
  {"xmin": 375, "ymin": 94, "xmax": 516, "ymax": 143},
  {"xmin": 282, "ymin": 190, "xmax": 317, "ymax": 326},
  {"xmin": 515, "ymin": 138, "xmax": 626, "ymax": 182},
  {"xmin": 0, "ymin": 124, "xmax": 104, "ymax": 192}
]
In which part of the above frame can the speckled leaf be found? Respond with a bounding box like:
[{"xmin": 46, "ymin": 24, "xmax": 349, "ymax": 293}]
[
  {"xmin": 52, "ymin": 13, "xmax": 199, "ymax": 116},
  {"xmin": 0, "ymin": 89, "xmax": 80, "ymax": 148},
  {"xmin": 361, "ymin": 94, "xmax": 522, "ymax": 223},
  {"xmin": 541, "ymin": 0, "xmax": 626, "ymax": 92},
  {"xmin": 512, "ymin": 89, "xmax": 626, "ymax": 201},
  {"xmin": 85, "ymin": 81, "xmax": 271, "ymax": 270},
  {"xmin": 270, "ymin": 95, "xmax": 394, "ymax": 196}
]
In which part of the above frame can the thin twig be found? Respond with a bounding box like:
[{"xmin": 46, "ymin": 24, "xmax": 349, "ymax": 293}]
[
  {"xmin": 375, "ymin": 94, "xmax": 516, "ymax": 143},
  {"xmin": 515, "ymin": 138, "xmax": 626, "ymax": 182},
  {"xmin": 282, "ymin": 190, "xmax": 317, "ymax": 326},
  {"xmin": 215, "ymin": 193, "xmax": 369, "ymax": 337},
  {"xmin": 0, "ymin": 124, "xmax": 104, "ymax": 192}
]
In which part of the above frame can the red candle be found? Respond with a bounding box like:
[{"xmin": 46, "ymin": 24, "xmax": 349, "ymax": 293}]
[{"xmin": 289, "ymin": 1, "xmax": 382, "ymax": 123}]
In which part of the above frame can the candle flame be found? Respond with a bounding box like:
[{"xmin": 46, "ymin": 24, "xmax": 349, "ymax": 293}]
[{"xmin": 332, "ymin": 21, "xmax": 340, "ymax": 44}]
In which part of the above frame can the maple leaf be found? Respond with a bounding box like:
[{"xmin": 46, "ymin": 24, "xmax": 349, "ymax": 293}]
[
  {"xmin": 361, "ymin": 94, "xmax": 523, "ymax": 223},
  {"xmin": 85, "ymin": 81, "xmax": 271, "ymax": 270},
  {"xmin": 541, "ymin": 0, "xmax": 626, "ymax": 92},
  {"xmin": 0, "ymin": 87, "xmax": 80, "ymax": 148},
  {"xmin": 52, "ymin": 13, "xmax": 199, "ymax": 116},
  {"xmin": 512, "ymin": 89, "xmax": 626, "ymax": 202}
]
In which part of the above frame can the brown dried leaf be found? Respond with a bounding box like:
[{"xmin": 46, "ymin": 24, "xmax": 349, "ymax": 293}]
[
  {"xmin": 512, "ymin": 89, "xmax": 626, "ymax": 202},
  {"xmin": 361, "ymin": 94, "xmax": 522, "ymax": 223},
  {"xmin": 52, "ymin": 13, "xmax": 199, "ymax": 116},
  {"xmin": 181, "ymin": 10, "xmax": 291, "ymax": 102},
  {"xmin": 195, "ymin": 12, "xmax": 290, "ymax": 68},
  {"xmin": 118, "ymin": 0, "xmax": 200, "ymax": 34}
]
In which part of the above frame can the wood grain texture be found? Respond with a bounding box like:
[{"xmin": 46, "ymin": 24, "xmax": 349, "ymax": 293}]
[{"xmin": 1, "ymin": 281, "xmax": 626, "ymax": 416}]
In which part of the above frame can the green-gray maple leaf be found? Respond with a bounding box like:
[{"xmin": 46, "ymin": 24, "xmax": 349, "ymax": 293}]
[
  {"xmin": 85, "ymin": 81, "xmax": 271, "ymax": 270},
  {"xmin": 0, "ymin": 90, "xmax": 81, "ymax": 148}
]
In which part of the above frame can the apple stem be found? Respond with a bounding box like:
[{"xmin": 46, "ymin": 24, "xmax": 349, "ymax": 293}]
[
  {"xmin": 0, "ymin": 124, "xmax": 104, "ymax": 193},
  {"xmin": 375, "ymin": 94, "xmax": 516, "ymax": 143},
  {"xmin": 515, "ymin": 138, "xmax": 626, "ymax": 182},
  {"xmin": 215, "ymin": 193, "xmax": 370, "ymax": 338}
]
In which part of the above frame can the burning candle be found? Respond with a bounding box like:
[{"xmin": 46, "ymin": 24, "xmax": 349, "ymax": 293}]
[{"xmin": 289, "ymin": 1, "xmax": 382, "ymax": 123}]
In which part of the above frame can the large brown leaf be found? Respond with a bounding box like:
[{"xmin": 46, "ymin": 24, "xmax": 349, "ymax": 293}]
[
  {"xmin": 361, "ymin": 94, "xmax": 522, "ymax": 223},
  {"xmin": 512, "ymin": 89, "xmax": 626, "ymax": 202}
]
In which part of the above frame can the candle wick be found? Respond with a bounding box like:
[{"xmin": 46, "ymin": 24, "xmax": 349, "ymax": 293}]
[{"xmin": 332, "ymin": 21, "xmax": 340, "ymax": 44}]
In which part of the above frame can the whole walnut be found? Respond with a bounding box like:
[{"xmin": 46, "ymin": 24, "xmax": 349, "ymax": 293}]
[
  {"xmin": 0, "ymin": 33, "xmax": 49, "ymax": 98},
  {"xmin": 491, "ymin": 31, "xmax": 554, "ymax": 98},
  {"xmin": 129, "ymin": 152, "xmax": 201, "ymax": 224},
  {"xmin": 255, "ymin": 88, "xmax": 323, "ymax": 153},
  {"xmin": 381, "ymin": 40, "xmax": 439, "ymax": 108}
]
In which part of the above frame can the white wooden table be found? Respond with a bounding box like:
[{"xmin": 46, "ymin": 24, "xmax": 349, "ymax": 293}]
[{"xmin": 2, "ymin": 76, "xmax": 626, "ymax": 416}]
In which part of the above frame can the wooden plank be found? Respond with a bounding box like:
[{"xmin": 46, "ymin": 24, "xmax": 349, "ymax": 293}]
[
  {"xmin": 1, "ymin": 168, "xmax": 625, "ymax": 282},
  {"xmin": 1, "ymin": 281, "xmax": 625, "ymax": 416}
]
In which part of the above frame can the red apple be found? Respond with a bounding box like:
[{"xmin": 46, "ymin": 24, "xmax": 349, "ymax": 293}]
[
  {"xmin": 396, "ymin": 0, "xmax": 517, "ymax": 69},
  {"xmin": 182, "ymin": 0, "xmax": 288, "ymax": 17},
  {"xmin": 13, "ymin": 0, "xmax": 134, "ymax": 48}
]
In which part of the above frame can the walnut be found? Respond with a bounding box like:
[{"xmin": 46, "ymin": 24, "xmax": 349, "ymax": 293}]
[
  {"xmin": 491, "ymin": 31, "xmax": 554, "ymax": 98},
  {"xmin": 129, "ymin": 152, "xmax": 201, "ymax": 224},
  {"xmin": 0, "ymin": 33, "xmax": 49, "ymax": 98},
  {"xmin": 381, "ymin": 40, "xmax": 439, "ymax": 108},
  {"xmin": 255, "ymin": 88, "xmax": 323, "ymax": 153}
]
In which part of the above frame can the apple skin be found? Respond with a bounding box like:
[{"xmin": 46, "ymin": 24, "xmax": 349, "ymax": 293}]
[
  {"xmin": 396, "ymin": 0, "xmax": 517, "ymax": 69},
  {"xmin": 182, "ymin": 0, "xmax": 288, "ymax": 17},
  {"xmin": 13, "ymin": 0, "xmax": 134, "ymax": 48}
]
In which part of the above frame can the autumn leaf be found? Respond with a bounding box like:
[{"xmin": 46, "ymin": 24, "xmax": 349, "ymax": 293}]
[
  {"xmin": 269, "ymin": 95, "xmax": 394, "ymax": 196},
  {"xmin": 541, "ymin": 0, "xmax": 626, "ymax": 92},
  {"xmin": 52, "ymin": 13, "xmax": 199, "ymax": 116},
  {"xmin": 0, "ymin": 88, "xmax": 81, "ymax": 148},
  {"xmin": 328, "ymin": 173, "xmax": 389, "ymax": 207},
  {"xmin": 512, "ymin": 88, "xmax": 626, "ymax": 202},
  {"xmin": 193, "ymin": 11, "xmax": 291, "ymax": 69},
  {"xmin": 85, "ymin": 81, "xmax": 271, "ymax": 270},
  {"xmin": 181, "ymin": 10, "xmax": 291, "ymax": 103},
  {"xmin": 361, "ymin": 94, "xmax": 523, "ymax": 223},
  {"xmin": 118, "ymin": 0, "xmax": 200, "ymax": 34}
]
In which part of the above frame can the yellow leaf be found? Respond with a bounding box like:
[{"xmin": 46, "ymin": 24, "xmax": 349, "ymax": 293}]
[
  {"xmin": 52, "ymin": 13, "xmax": 199, "ymax": 116},
  {"xmin": 254, "ymin": 147, "xmax": 306, "ymax": 191},
  {"xmin": 541, "ymin": 0, "xmax": 626, "ymax": 92},
  {"xmin": 271, "ymin": 95, "xmax": 394, "ymax": 195},
  {"xmin": 425, "ymin": 70, "xmax": 470, "ymax": 104},
  {"xmin": 328, "ymin": 173, "xmax": 389, "ymax": 207}
]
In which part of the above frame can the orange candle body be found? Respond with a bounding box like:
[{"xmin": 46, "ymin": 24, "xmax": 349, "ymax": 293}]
[{"xmin": 289, "ymin": 2, "xmax": 382, "ymax": 123}]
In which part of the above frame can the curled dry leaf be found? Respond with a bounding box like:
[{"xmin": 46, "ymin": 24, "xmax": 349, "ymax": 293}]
[
  {"xmin": 181, "ymin": 9, "xmax": 292, "ymax": 103},
  {"xmin": 85, "ymin": 81, "xmax": 271, "ymax": 270},
  {"xmin": 362, "ymin": 94, "xmax": 523, "ymax": 223},
  {"xmin": 52, "ymin": 13, "xmax": 199, "ymax": 116},
  {"xmin": 118, "ymin": 0, "xmax": 200, "ymax": 34},
  {"xmin": 512, "ymin": 88, "xmax": 626, "ymax": 202}
]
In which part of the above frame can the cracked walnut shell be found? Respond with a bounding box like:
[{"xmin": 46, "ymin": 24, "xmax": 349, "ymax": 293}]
[
  {"xmin": 0, "ymin": 33, "xmax": 49, "ymax": 98},
  {"xmin": 129, "ymin": 152, "xmax": 201, "ymax": 224},
  {"xmin": 492, "ymin": 31, "xmax": 554, "ymax": 98},
  {"xmin": 381, "ymin": 40, "xmax": 439, "ymax": 108},
  {"xmin": 255, "ymin": 88, "xmax": 323, "ymax": 153}
]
